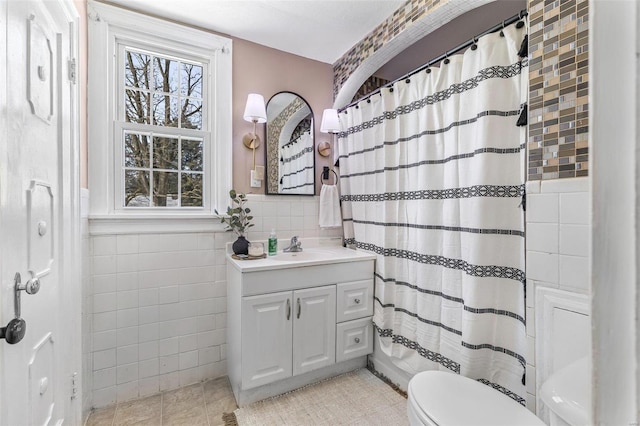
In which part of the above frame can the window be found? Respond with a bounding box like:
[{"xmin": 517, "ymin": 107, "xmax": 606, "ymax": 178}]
[
  {"xmin": 88, "ymin": 1, "xmax": 231, "ymax": 223},
  {"xmin": 120, "ymin": 49, "xmax": 206, "ymax": 208}
]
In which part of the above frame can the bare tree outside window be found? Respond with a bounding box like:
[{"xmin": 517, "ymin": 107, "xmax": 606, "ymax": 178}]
[{"xmin": 123, "ymin": 49, "xmax": 205, "ymax": 207}]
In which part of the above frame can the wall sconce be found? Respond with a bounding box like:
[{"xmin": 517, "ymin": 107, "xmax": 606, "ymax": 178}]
[
  {"xmin": 319, "ymin": 108, "xmax": 340, "ymax": 158},
  {"xmin": 243, "ymin": 93, "xmax": 267, "ymax": 187}
]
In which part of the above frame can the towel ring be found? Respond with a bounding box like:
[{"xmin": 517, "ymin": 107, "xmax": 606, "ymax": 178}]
[{"xmin": 321, "ymin": 167, "xmax": 338, "ymax": 185}]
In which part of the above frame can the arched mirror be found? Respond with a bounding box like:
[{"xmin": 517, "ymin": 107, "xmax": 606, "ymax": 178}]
[{"xmin": 265, "ymin": 92, "xmax": 315, "ymax": 195}]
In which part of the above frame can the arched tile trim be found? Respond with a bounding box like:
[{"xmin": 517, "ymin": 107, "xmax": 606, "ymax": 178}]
[{"xmin": 333, "ymin": 0, "xmax": 493, "ymax": 109}]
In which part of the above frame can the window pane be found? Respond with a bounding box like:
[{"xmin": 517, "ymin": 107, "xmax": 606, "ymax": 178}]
[
  {"xmin": 153, "ymin": 171, "xmax": 178, "ymax": 207},
  {"xmin": 124, "ymin": 133, "xmax": 150, "ymax": 167},
  {"xmin": 153, "ymin": 136, "xmax": 178, "ymax": 170},
  {"xmin": 153, "ymin": 57, "xmax": 178, "ymax": 93},
  {"xmin": 125, "ymin": 90, "xmax": 150, "ymax": 124},
  {"xmin": 182, "ymin": 139, "xmax": 203, "ymax": 171},
  {"xmin": 125, "ymin": 170, "xmax": 150, "ymax": 207},
  {"xmin": 153, "ymin": 94, "xmax": 178, "ymax": 127},
  {"xmin": 181, "ymin": 63, "xmax": 202, "ymax": 98},
  {"xmin": 181, "ymin": 98, "xmax": 202, "ymax": 130},
  {"xmin": 124, "ymin": 51, "xmax": 149, "ymax": 89},
  {"xmin": 181, "ymin": 173, "xmax": 203, "ymax": 207}
]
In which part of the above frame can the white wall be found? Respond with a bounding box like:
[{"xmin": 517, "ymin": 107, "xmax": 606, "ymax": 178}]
[
  {"xmin": 591, "ymin": 0, "xmax": 638, "ymax": 422},
  {"xmin": 86, "ymin": 194, "xmax": 341, "ymax": 408},
  {"xmin": 525, "ymin": 177, "xmax": 590, "ymax": 413},
  {"xmin": 81, "ymin": 189, "xmax": 92, "ymax": 419}
]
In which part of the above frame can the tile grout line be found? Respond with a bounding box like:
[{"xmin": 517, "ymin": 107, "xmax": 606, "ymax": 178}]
[
  {"xmin": 160, "ymin": 391, "xmax": 164, "ymax": 425},
  {"xmin": 110, "ymin": 401, "xmax": 118, "ymax": 426},
  {"xmin": 202, "ymin": 382, "xmax": 212, "ymax": 426}
]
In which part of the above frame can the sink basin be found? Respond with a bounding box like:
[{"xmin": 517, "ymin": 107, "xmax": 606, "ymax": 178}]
[
  {"xmin": 226, "ymin": 240, "xmax": 377, "ymax": 273},
  {"xmin": 268, "ymin": 249, "xmax": 335, "ymax": 262}
]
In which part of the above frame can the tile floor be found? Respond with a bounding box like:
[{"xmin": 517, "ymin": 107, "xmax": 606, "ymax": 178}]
[
  {"xmin": 86, "ymin": 370, "xmax": 409, "ymax": 426},
  {"xmin": 86, "ymin": 377, "xmax": 236, "ymax": 426}
]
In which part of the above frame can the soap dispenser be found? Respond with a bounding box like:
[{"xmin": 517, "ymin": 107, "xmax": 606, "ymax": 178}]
[{"xmin": 268, "ymin": 229, "xmax": 277, "ymax": 256}]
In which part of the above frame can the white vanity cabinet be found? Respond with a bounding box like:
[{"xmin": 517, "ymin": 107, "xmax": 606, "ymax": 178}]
[
  {"xmin": 226, "ymin": 245, "xmax": 376, "ymax": 406},
  {"xmin": 241, "ymin": 285, "xmax": 336, "ymax": 389}
]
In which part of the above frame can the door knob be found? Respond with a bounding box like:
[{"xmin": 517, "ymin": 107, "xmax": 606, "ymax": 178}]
[
  {"xmin": 0, "ymin": 318, "xmax": 26, "ymax": 344},
  {"xmin": 1, "ymin": 273, "xmax": 39, "ymax": 345}
]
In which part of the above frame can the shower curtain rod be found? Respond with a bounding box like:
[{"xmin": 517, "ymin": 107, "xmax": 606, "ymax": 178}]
[{"xmin": 339, "ymin": 8, "xmax": 528, "ymax": 112}]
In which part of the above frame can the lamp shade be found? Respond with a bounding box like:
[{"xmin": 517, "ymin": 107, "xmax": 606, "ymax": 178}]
[
  {"xmin": 320, "ymin": 108, "xmax": 340, "ymax": 133},
  {"xmin": 243, "ymin": 93, "xmax": 267, "ymax": 123}
]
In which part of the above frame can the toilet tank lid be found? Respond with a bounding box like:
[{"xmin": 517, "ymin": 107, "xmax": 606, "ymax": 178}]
[
  {"xmin": 408, "ymin": 371, "xmax": 544, "ymax": 426},
  {"xmin": 539, "ymin": 356, "xmax": 591, "ymax": 426}
]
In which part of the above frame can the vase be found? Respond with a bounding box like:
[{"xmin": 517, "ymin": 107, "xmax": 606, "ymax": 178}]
[{"xmin": 232, "ymin": 235, "xmax": 250, "ymax": 255}]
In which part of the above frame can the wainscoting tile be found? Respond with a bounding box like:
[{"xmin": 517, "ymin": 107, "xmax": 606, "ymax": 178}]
[
  {"xmin": 93, "ymin": 236, "xmax": 117, "ymax": 256},
  {"xmin": 559, "ymin": 255, "xmax": 590, "ymax": 293},
  {"xmin": 527, "ymin": 193, "xmax": 559, "ymax": 223},
  {"xmin": 526, "ymin": 251, "xmax": 559, "ymax": 284},
  {"xmin": 116, "ymin": 380, "xmax": 139, "ymax": 402},
  {"xmin": 93, "ymin": 367, "xmax": 116, "ymax": 391},
  {"xmin": 559, "ymin": 224, "xmax": 589, "ymax": 257},
  {"xmin": 560, "ymin": 192, "xmax": 589, "ymax": 224},
  {"xmin": 526, "ymin": 223, "xmax": 559, "ymax": 253}
]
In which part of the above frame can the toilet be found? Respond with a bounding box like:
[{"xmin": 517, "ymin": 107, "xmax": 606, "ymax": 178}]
[{"xmin": 407, "ymin": 370, "xmax": 545, "ymax": 426}]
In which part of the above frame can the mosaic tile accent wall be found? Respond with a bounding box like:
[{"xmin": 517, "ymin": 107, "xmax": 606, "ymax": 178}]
[
  {"xmin": 333, "ymin": 0, "xmax": 449, "ymax": 99},
  {"xmin": 527, "ymin": 0, "xmax": 589, "ymax": 180},
  {"xmin": 352, "ymin": 76, "xmax": 390, "ymax": 103},
  {"xmin": 266, "ymin": 97, "xmax": 307, "ymax": 194},
  {"xmin": 332, "ymin": 0, "xmax": 590, "ymax": 181}
]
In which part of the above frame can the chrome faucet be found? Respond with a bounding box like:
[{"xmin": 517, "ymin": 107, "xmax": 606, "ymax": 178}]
[{"xmin": 283, "ymin": 236, "xmax": 303, "ymax": 252}]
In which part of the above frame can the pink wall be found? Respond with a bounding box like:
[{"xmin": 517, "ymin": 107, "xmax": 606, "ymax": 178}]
[
  {"xmin": 232, "ymin": 38, "xmax": 334, "ymax": 195},
  {"xmin": 74, "ymin": 2, "xmax": 334, "ymax": 195}
]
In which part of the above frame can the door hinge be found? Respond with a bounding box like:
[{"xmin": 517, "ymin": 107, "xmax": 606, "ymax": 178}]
[
  {"xmin": 71, "ymin": 372, "xmax": 78, "ymax": 399},
  {"xmin": 68, "ymin": 58, "xmax": 76, "ymax": 84}
]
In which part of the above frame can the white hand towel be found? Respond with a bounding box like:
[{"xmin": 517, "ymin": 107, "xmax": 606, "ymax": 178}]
[{"xmin": 319, "ymin": 184, "xmax": 342, "ymax": 228}]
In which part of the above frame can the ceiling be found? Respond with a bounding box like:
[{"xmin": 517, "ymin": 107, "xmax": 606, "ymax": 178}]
[{"xmin": 105, "ymin": 0, "xmax": 406, "ymax": 64}]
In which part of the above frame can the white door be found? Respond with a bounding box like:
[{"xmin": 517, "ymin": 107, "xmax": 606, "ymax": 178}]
[
  {"xmin": 242, "ymin": 291, "xmax": 293, "ymax": 389},
  {"xmin": 0, "ymin": 0, "xmax": 79, "ymax": 425},
  {"xmin": 293, "ymin": 285, "xmax": 336, "ymax": 376}
]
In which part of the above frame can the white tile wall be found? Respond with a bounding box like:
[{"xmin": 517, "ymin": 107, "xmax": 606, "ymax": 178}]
[
  {"xmin": 87, "ymin": 194, "xmax": 342, "ymax": 408},
  {"xmin": 524, "ymin": 177, "xmax": 590, "ymax": 413},
  {"xmin": 81, "ymin": 189, "xmax": 92, "ymax": 420}
]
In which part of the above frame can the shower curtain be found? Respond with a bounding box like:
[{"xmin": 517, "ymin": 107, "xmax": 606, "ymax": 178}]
[
  {"xmin": 279, "ymin": 132, "xmax": 314, "ymax": 193},
  {"xmin": 339, "ymin": 23, "xmax": 528, "ymax": 403}
]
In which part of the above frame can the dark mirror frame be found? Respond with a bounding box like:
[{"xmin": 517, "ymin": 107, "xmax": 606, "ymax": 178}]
[{"xmin": 264, "ymin": 91, "xmax": 315, "ymax": 196}]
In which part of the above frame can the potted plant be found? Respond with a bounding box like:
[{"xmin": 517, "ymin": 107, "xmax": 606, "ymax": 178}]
[{"xmin": 215, "ymin": 189, "xmax": 254, "ymax": 255}]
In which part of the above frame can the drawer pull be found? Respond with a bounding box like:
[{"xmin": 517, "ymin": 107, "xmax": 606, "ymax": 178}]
[
  {"xmin": 297, "ymin": 298, "xmax": 301, "ymax": 319},
  {"xmin": 354, "ymin": 298, "xmax": 360, "ymax": 304},
  {"xmin": 286, "ymin": 299, "xmax": 291, "ymax": 320},
  {"xmin": 354, "ymin": 337, "xmax": 360, "ymax": 343}
]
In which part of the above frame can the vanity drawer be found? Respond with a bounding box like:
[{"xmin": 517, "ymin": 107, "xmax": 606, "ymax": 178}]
[
  {"xmin": 336, "ymin": 279, "xmax": 373, "ymax": 322},
  {"xmin": 336, "ymin": 317, "xmax": 373, "ymax": 363}
]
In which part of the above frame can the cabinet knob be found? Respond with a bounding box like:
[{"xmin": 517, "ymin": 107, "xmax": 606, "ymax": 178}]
[
  {"xmin": 354, "ymin": 337, "xmax": 360, "ymax": 343},
  {"xmin": 354, "ymin": 298, "xmax": 360, "ymax": 304}
]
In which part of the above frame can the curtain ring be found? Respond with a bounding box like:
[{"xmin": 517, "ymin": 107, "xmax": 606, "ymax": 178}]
[
  {"xmin": 443, "ymin": 53, "xmax": 450, "ymax": 65},
  {"xmin": 471, "ymin": 37, "xmax": 478, "ymax": 51},
  {"xmin": 500, "ymin": 20, "xmax": 505, "ymax": 37}
]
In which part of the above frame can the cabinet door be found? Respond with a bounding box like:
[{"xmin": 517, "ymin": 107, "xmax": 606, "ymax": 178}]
[
  {"xmin": 293, "ymin": 285, "xmax": 336, "ymax": 375},
  {"xmin": 242, "ymin": 291, "xmax": 293, "ymax": 389}
]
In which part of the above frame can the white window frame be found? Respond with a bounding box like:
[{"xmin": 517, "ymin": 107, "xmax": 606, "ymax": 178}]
[{"xmin": 87, "ymin": 1, "xmax": 231, "ymax": 232}]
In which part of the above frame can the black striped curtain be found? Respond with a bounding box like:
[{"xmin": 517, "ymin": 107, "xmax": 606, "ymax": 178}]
[
  {"xmin": 279, "ymin": 132, "xmax": 314, "ymax": 194},
  {"xmin": 339, "ymin": 22, "xmax": 528, "ymax": 403}
]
